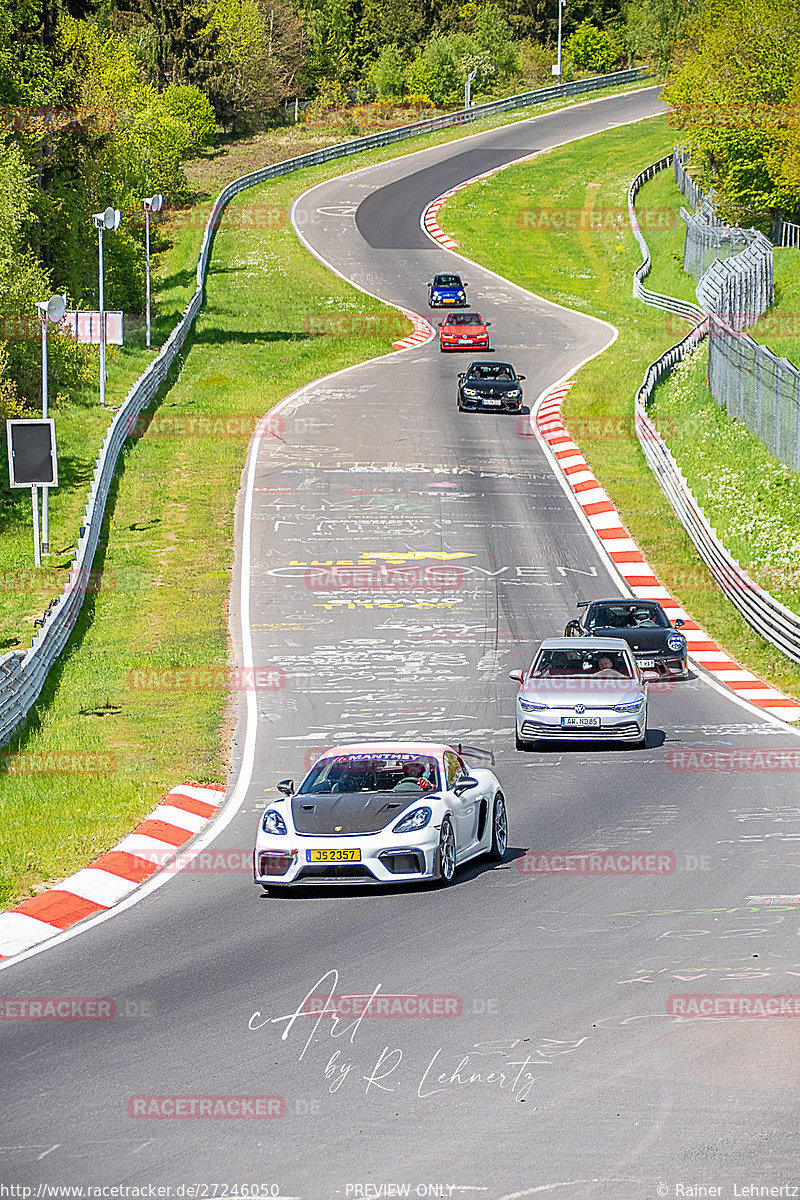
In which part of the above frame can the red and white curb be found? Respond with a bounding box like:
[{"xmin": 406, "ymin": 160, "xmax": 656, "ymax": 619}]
[
  {"xmin": 392, "ymin": 307, "xmax": 435, "ymax": 350},
  {"xmin": 0, "ymin": 782, "xmax": 225, "ymax": 961},
  {"xmin": 537, "ymin": 384, "xmax": 800, "ymax": 721}
]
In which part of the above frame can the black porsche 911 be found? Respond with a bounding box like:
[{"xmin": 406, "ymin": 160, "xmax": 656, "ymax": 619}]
[
  {"xmin": 457, "ymin": 361, "xmax": 525, "ymax": 413},
  {"xmin": 564, "ymin": 599, "xmax": 688, "ymax": 678}
]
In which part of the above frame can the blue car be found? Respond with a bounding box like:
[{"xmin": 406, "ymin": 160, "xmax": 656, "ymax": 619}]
[{"xmin": 428, "ymin": 273, "xmax": 469, "ymax": 308}]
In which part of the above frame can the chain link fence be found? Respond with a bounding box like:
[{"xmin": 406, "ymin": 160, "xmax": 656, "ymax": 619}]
[
  {"xmin": 671, "ymin": 148, "xmax": 799, "ymax": 471},
  {"xmin": 707, "ymin": 316, "xmax": 800, "ymax": 470},
  {"xmin": 631, "ymin": 158, "xmax": 800, "ymax": 667}
]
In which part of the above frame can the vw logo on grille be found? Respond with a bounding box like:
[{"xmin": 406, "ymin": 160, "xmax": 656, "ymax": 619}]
[{"xmin": 574, "ymin": 704, "xmax": 585, "ymax": 714}]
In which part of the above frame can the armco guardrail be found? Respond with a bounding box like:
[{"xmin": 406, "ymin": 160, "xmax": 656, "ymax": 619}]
[
  {"xmin": 0, "ymin": 67, "xmax": 651, "ymax": 749},
  {"xmin": 629, "ymin": 153, "xmax": 704, "ymax": 324},
  {"xmin": 629, "ymin": 157, "xmax": 800, "ymax": 667}
]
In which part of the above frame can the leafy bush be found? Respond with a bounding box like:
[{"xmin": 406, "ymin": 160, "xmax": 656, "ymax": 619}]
[
  {"xmin": 565, "ymin": 21, "xmax": 622, "ymax": 74},
  {"xmin": 369, "ymin": 45, "xmax": 406, "ymax": 98},
  {"xmin": 407, "ymin": 36, "xmax": 463, "ymax": 106}
]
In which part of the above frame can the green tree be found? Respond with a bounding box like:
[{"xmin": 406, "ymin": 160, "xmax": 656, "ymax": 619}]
[
  {"xmin": 663, "ymin": 0, "xmax": 800, "ymax": 222},
  {"xmin": 207, "ymin": 0, "xmax": 305, "ymax": 127},
  {"xmin": 407, "ymin": 34, "xmax": 462, "ymax": 105},
  {"xmin": 624, "ymin": 0, "xmax": 699, "ymax": 77},
  {"xmin": 369, "ymin": 44, "xmax": 406, "ymax": 97},
  {"xmin": 565, "ymin": 19, "xmax": 621, "ymax": 72}
]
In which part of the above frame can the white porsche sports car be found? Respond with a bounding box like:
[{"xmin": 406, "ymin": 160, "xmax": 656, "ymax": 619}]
[{"xmin": 254, "ymin": 741, "xmax": 508, "ymax": 889}]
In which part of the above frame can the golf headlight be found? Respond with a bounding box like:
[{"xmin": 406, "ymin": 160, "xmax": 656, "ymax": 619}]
[
  {"xmin": 519, "ymin": 697, "xmax": 547, "ymax": 711},
  {"xmin": 613, "ymin": 698, "xmax": 645, "ymax": 713},
  {"xmin": 262, "ymin": 809, "xmax": 287, "ymax": 835},
  {"xmin": 393, "ymin": 806, "xmax": 432, "ymax": 833},
  {"xmin": 463, "ymin": 387, "xmax": 479, "ymax": 397},
  {"xmin": 667, "ymin": 634, "xmax": 686, "ymax": 653}
]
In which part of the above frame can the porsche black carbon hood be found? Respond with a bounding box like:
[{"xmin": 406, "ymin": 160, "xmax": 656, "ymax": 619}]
[{"xmin": 292, "ymin": 793, "xmax": 416, "ymax": 835}]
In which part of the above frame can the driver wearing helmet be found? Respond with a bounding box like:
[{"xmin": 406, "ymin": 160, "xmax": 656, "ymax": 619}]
[{"xmin": 393, "ymin": 761, "xmax": 435, "ymax": 791}]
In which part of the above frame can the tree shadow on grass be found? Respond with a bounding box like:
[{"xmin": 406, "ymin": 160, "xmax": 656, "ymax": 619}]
[{"xmin": 191, "ymin": 328, "xmax": 309, "ymax": 347}]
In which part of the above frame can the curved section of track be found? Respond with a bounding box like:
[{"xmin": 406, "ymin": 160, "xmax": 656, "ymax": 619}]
[{"xmin": 2, "ymin": 88, "xmax": 799, "ymax": 1195}]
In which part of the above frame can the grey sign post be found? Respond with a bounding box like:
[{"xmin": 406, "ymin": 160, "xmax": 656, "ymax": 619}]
[
  {"xmin": 142, "ymin": 194, "xmax": 163, "ymax": 349},
  {"xmin": 6, "ymin": 418, "xmax": 59, "ymax": 567},
  {"xmin": 35, "ymin": 293, "xmax": 66, "ymax": 555},
  {"xmin": 92, "ymin": 206, "xmax": 121, "ymax": 407}
]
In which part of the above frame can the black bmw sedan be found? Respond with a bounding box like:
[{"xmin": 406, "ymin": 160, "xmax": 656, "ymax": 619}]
[{"xmin": 457, "ymin": 361, "xmax": 525, "ymax": 413}]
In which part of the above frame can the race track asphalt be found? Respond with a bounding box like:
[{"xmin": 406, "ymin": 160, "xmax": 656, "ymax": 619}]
[{"xmin": 3, "ymin": 87, "xmax": 800, "ymax": 1198}]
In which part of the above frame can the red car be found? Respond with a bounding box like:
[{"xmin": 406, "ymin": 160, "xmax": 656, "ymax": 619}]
[{"xmin": 439, "ymin": 311, "xmax": 491, "ymax": 352}]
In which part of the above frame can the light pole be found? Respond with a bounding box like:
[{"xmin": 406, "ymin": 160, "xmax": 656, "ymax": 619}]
[
  {"xmin": 465, "ymin": 69, "xmax": 478, "ymax": 111},
  {"xmin": 142, "ymin": 194, "xmax": 163, "ymax": 350},
  {"xmin": 35, "ymin": 293, "xmax": 66, "ymax": 555},
  {"xmin": 555, "ymin": 0, "xmax": 565, "ymax": 85},
  {"xmin": 92, "ymin": 206, "xmax": 121, "ymax": 407}
]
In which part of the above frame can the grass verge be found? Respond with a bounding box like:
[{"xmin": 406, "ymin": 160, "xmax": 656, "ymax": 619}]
[{"xmin": 437, "ymin": 114, "xmax": 800, "ymax": 703}]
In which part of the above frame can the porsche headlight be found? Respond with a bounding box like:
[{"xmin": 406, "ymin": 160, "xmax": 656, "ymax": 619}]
[
  {"xmin": 392, "ymin": 806, "xmax": 432, "ymax": 833},
  {"xmin": 519, "ymin": 697, "xmax": 547, "ymax": 711},
  {"xmin": 667, "ymin": 633, "xmax": 686, "ymax": 653},
  {"xmin": 262, "ymin": 808, "xmax": 288, "ymax": 835}
]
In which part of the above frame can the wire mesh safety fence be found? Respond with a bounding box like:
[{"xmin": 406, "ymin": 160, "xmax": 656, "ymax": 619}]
[
  {"xmin": 630, "ymin": 154, "xmax": 800, "ymax": 666},
  {"xmin": 0, "ymin": 67, "xmax": 652, "ymax": 748},
  {"xmin": 708, "ymin": 316, "xmax": 800, "ymax": 470}
]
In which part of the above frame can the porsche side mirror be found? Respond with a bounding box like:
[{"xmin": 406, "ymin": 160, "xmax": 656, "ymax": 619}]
[
  {"xmin": 674, "ymin": 618, "xmax": 685, "ymax": 627},
  {"xmin": 565, "ymin": 620, "xmax": 581, "ymax": 636},
  {"xmin": 509, "ymin": 669, "xmax": 524, "ymax": 683},
  {"xmin": 276, "ymin": 778, "xmax": 295, "ymax": 796},
  {"xmin": 517, "ymin": 374, "xmax": 526, "ymax": 380},
  {"xmin": 453, "ymin": 776, "xmax": 479, "ymax": 796}
]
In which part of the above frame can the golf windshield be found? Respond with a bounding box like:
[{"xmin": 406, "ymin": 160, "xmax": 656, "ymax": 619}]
[{"xmin": 530, "ymin": 649, "xmax": 633, "ymax": 678}]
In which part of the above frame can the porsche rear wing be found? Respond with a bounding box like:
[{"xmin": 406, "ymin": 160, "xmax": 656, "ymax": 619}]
[{"xmin": 455, "ymin": 743, "xmax": 495, "ymax": 767}]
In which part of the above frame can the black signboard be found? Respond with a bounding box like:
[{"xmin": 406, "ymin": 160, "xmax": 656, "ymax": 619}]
[{"xmin": 6, "ymin": 419, "xmax": 58, "ymax": 488}]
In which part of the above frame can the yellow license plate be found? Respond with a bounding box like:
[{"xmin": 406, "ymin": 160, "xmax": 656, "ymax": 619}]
[{"xmin": 307, "ymin": 849, "xmax": 361, "ymax": 863}]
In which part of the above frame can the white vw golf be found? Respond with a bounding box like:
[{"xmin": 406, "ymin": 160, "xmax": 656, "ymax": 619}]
[
  {"xmin": 510, "ymin": 637, "xmax": 653, "ymax": 749},
  {"xmin": 254, "ymin": 741, "xmax": 508, "ymax": 890}
]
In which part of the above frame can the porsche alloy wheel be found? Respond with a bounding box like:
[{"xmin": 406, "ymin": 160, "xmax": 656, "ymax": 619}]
[
  {"xmin": 488, "ymin": 794, "xmax": 508, "ymax": 862},
  {"xmin": 436, "ymin": 818, "xmax": 456, "ymax": 884}
]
